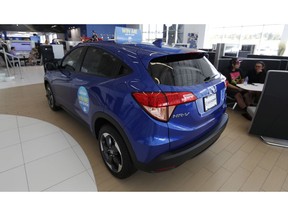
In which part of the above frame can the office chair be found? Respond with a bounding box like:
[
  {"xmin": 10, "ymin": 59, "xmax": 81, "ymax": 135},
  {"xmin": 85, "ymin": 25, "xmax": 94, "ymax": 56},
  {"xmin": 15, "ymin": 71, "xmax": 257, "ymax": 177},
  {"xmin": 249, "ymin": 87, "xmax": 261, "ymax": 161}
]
[
  {"xmin": 226, "ymin": 94, "xmax": 237, "ymax": 110},
  {"xmin": 249, "ymin": 70, "xmax": 288, "ymax": 147}
]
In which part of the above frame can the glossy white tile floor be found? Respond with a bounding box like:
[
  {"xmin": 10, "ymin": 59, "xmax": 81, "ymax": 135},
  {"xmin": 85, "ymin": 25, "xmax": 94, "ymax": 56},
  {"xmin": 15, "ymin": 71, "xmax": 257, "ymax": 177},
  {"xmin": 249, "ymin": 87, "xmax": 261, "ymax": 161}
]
[
  {"xmin": 0, "ymin": 114, "xmax": 97, "ymax": 191},
  {"xmin": 0, "ymin": 65, "xmax": 98, "ymax": 191},
  {"xmin": 0, "ymin": 65, "xmax": 44, "ymax": 89}
]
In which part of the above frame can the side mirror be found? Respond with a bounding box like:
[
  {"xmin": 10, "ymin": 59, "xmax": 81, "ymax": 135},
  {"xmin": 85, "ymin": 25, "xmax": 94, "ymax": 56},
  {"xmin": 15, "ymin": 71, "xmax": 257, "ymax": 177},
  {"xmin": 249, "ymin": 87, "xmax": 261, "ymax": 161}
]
[{"xmin": 45, "ymin": 62, "xmax": 57, "ymax": 71}]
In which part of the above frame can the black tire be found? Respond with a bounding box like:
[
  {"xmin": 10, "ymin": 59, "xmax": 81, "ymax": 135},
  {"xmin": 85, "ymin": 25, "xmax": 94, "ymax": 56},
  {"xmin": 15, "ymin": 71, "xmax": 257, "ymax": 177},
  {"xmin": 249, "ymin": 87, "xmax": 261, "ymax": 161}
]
[
  {"xmin": 98, "ymin": 125, "xmax": 137, "ymax": 179},
  {"xmin": 45, "ymin": 83, "xmax": 60, "ymax": 111}
]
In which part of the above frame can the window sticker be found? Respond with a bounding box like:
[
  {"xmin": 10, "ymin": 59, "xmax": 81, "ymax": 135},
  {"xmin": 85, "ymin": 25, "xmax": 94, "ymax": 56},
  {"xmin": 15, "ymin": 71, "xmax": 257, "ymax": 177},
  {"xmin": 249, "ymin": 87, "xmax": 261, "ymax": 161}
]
[{"xmin": 78, "ymin": 86, "xmax": 89, "ymax": 114}]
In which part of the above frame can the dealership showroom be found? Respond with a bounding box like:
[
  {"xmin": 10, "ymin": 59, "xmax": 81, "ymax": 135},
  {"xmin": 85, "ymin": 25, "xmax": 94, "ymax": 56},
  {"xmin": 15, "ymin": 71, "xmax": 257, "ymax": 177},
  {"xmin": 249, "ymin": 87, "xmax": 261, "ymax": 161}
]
[{"xmin": 1, "ymin": 2, "xmax": 288, "ymax": 215}]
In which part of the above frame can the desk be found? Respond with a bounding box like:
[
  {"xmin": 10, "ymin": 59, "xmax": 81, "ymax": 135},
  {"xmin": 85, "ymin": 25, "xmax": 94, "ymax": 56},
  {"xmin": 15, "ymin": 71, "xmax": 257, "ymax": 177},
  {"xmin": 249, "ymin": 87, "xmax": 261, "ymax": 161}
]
[{"xmin": 237, "ymin": 83, "xmax": 264, "ymax": 92}]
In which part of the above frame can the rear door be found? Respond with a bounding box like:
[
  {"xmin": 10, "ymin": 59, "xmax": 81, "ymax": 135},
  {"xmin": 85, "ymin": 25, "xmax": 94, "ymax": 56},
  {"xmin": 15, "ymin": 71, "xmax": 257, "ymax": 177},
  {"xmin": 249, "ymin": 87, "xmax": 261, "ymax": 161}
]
[
  {"xmin": 69, "ymin": 46, "xmax": 130, "ymax": 125},
  {"xmin": 148, "ymin": 53, "xmax": 226, "ymax": 150}
]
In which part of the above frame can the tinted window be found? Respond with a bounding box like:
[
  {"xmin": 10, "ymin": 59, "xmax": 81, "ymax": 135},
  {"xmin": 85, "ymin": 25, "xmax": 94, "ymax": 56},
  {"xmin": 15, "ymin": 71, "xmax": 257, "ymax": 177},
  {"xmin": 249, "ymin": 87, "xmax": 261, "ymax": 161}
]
[
  {"xmin": 61, "ymin": 47, "xmax": 84, "ymax": 72},
  {"xmin": 81, "ymin": 47, "xmax": 129, "ymax": 77},
  {"xmin": 149, "ymin": 54, "xmax": 220, "ymax": 86}
]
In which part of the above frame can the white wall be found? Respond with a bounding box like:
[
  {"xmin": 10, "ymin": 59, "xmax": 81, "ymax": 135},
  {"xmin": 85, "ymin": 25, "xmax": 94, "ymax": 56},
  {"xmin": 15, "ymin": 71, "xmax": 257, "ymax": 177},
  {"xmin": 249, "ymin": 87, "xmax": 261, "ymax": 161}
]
[
  {"xmin": 69, "ymin": 28, "xmax": 81, "ymax": 41},
  {"xmin": 126, "ymin": 25, "xmax": 140, "ymax": 29},
  {"xmin": 182, "ymin": 24, "xmax": 206, "ymax": 49}
]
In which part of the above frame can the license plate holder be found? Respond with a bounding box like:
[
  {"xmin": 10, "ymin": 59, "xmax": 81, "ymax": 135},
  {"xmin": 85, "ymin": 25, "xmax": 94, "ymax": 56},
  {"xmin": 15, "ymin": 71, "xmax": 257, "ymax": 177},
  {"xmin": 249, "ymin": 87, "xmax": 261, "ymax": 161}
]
[{"xmin": 204, "ymin": 93, "xmax": 217, "ymax": 112}]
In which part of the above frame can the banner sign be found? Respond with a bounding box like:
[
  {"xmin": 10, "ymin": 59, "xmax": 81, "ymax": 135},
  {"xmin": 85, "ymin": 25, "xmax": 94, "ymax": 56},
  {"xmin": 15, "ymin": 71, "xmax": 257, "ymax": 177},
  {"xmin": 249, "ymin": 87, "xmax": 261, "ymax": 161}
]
[{"xmin": 114, "ymin": 27, "xmax": 142, "ymax": 44}]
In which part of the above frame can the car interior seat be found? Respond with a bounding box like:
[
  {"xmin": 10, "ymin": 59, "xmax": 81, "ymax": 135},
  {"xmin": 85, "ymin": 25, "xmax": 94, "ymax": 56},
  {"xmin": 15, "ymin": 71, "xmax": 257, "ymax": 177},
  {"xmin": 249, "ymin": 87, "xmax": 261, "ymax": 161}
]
[
  {"xmin": 149, "ymin": 62, "xmax": 175, "ymax": 85},
  {"xmin": 169, "ymin": 60, "xmax": 205, "ymax": 86}
]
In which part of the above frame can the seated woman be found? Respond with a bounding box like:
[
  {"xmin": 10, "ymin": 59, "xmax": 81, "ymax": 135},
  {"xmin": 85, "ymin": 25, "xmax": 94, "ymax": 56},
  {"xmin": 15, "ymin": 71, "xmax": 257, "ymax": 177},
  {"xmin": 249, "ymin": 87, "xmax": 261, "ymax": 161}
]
[
  {"xmin": 223, "ymin": 58, "xmax": 253, "ymax": 120},
  {"xmin": 28, "ymin": 48, "xmax": 39, "ymax": 65}
]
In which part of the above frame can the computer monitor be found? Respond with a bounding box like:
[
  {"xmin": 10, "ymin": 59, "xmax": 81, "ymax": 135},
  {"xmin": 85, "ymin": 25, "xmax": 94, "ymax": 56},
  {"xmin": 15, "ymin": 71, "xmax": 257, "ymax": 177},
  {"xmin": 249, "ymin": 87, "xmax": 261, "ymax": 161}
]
[
  {"xmin": 30, "ymin": 35, "xmax": 40, "ymax": 44},
  {"xmin": 11, "ymin": 41, "xmax": 32, "ymax": 52}
]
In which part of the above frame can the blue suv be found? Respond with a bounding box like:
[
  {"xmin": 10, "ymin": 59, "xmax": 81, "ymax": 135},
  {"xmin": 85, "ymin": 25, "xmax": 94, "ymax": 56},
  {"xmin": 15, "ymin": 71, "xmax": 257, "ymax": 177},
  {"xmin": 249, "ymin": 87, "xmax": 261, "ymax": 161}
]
[{"xmin": 44, "ymin": 41, "xmax": 228, "ymax": 179}]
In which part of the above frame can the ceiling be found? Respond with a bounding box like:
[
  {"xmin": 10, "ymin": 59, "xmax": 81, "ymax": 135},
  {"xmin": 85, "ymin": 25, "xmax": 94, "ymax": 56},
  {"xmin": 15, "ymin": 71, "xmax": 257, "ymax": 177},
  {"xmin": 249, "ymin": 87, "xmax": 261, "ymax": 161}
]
[{"xmin": 0, "ymin": 25, "xmax": 66, "ymax": 33}]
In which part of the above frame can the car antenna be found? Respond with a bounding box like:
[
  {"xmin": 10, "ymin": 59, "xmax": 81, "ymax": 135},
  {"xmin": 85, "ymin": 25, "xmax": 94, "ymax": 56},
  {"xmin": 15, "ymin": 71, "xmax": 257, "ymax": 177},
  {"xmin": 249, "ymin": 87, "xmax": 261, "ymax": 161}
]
[{"xmin": 153, "ymin": 39, "xmax": 163, "ymax": 48}]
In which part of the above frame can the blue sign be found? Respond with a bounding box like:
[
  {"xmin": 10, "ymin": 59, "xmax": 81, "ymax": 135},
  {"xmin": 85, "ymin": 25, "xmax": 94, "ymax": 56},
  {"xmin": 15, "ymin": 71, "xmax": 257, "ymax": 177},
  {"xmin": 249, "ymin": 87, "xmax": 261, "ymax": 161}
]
[
  {"xmin": 77, "ymin": 86, "xmax": 89, "ymax": 114},
  {"xmin": 114, "ymin": 27, "xmax": 142, "ymax": 44}
]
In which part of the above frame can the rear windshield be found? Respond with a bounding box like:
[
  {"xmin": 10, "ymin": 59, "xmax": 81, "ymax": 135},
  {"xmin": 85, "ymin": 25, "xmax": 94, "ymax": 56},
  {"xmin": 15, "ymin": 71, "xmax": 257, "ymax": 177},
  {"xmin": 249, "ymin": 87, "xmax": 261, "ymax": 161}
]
[{"xmin": 148, "ymin": 53, "xmax": 219, "ymax": 86}]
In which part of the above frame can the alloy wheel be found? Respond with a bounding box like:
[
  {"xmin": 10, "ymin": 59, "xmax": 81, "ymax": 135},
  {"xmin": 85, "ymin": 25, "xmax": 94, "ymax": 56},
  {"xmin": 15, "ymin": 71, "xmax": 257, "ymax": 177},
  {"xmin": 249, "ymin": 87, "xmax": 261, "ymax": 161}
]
[{"xmin": 100, "ymin": 132, "xmax": 123, "ymax": 173}]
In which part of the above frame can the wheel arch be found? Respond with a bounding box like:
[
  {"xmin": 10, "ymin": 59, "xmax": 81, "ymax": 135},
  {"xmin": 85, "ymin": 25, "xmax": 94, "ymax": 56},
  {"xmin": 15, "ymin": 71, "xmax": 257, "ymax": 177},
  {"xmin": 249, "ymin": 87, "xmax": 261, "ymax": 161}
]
[
  {"xmin": 44, "ymin": 79, "xmax": 49, "ymax": 88},
  {"xmin": 92, "ymin": 112, "xmax": 138, "ymax": 165}
]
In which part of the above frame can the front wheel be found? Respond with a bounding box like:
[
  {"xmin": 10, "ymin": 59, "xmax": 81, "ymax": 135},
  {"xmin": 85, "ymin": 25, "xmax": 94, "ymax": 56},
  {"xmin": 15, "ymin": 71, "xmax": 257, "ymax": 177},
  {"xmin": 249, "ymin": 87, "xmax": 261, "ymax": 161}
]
[{"xmin": 98, "ymin": 125, "xmax": 137, "ymax": 179}]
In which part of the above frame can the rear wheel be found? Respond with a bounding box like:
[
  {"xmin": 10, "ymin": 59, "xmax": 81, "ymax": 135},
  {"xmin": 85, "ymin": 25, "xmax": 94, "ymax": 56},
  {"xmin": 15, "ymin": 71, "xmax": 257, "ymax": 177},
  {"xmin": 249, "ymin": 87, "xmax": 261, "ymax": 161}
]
[
  {"xmin": 45, "ymin": 83, "xmax": 60, "ymax": 111},
  {"xmin": 98, "ymin": 125, "xmax": 137, "ymax": 179}
]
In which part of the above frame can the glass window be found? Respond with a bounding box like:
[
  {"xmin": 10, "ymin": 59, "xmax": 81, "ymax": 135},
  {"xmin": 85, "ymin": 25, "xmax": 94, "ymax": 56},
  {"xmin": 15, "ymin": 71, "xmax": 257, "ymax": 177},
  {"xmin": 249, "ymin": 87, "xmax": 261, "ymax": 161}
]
[
  {"xmin": 205, "ymin": 24, "xmax": 285, "ymax": 55},
  {"xmin": 257, "ymin": 25, "xmax": 284, "ymax": 55},
  {"xmin": 149, "ymin": 54, "xmax": 219, "ymax": 86},
  {"xmin": 61, "ymin": 47, "xmax": 84, "ymax": 72},
  {"xmin": 80, "ymin": 47, "xmax": 102, "ymax": 74},
  {"xmin": 81, "ymin": 47, "xmax": 130, "ymax": 77},
  {"xmin": 222, "ymin": 26, "xmax": 241, "ymax": 44},
  {"xmin": 240, "ymin": 25, "xmax": 263, "ymax": 44},
  {"xmin": 142, "ymin": 24, "xmax": 164, "ymax": 43}
]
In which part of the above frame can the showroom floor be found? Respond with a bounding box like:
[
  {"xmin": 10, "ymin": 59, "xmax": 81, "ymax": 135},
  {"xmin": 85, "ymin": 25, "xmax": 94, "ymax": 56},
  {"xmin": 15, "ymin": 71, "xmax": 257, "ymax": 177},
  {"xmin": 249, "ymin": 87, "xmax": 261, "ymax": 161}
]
[
  {"xmin": 0, "ymin": 114, "xmax": 97, "ymax": 191},
  {"xmin": 0, "ymin": 65, "xmax": 44, "ymax": 89},
  {"xmin": 1, "ymin": 65, "xmax": 288, "ymax": 191},
  {"xmin": 0, "ymin": 66, "xmax": 97, "ymax": 191}
]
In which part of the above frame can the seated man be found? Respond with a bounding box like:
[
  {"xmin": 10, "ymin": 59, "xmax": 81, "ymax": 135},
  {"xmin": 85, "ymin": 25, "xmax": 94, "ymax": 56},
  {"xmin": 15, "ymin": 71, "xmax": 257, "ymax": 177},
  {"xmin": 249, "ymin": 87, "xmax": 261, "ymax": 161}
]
[
  {"xmin": 223, "ymin": 58, "xmax": 253, "ymax": 120},
  {"xmin": 247, "ymin": 61, "xmax": 267, "ymax": 104},
  {"xmin": 9, "ymin": 46, "xmax": 17, "ymax": 56},
  {"xmin": 247, "ymin": 61, "xmax": 267, "ymax": 84},
  {"xmin": 8, "ymin": 46, "xmax": 19, "ymax": 67}
]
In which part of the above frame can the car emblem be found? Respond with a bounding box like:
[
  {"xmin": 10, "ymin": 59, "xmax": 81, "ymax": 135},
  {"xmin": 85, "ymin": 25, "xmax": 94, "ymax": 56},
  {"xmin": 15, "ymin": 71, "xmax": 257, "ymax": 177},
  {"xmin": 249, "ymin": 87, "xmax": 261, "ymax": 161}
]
[{"xmin": 208, "ymin": 85, "xmax": 217, "ymax": 94}]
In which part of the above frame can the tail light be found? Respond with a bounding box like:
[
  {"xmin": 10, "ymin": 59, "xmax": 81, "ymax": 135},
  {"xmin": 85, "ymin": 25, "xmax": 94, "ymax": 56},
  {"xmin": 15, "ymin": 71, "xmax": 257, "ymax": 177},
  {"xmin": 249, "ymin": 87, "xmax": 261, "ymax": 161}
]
[
  {"xmin": 132, "ymin": 92, "xmax": 197, "ymax": 122},
  {"xmin": 225, "ymin": 80, "xmax": 229, "ymax": 88}
]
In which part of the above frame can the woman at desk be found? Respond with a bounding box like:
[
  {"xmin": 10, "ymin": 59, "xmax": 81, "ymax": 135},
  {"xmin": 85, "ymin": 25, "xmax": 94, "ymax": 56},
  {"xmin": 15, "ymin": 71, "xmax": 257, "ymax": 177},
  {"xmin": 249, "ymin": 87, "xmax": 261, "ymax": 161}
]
[
  {"xmin": 223, "ymin": 58, "xmax": 253, "ymax": 120},
  {"xmin": 28, "ymin": 48, "xmax": 39, "ymax": 65}
]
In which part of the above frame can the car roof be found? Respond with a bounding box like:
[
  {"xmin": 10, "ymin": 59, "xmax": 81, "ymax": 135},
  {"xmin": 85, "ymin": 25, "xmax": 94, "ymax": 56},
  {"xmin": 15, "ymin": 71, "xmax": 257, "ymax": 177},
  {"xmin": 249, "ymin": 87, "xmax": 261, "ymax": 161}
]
[{"xmin": 77, "ymin": 41, "xmax": 202, "ymax": 67}]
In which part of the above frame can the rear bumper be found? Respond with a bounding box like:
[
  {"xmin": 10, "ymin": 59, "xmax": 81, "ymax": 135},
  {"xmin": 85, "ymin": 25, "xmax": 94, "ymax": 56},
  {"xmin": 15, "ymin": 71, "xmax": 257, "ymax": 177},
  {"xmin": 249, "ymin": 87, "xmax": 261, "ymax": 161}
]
[{"xmin": 135, "ymin": 113, "xmax": 228, "ymax": 172}]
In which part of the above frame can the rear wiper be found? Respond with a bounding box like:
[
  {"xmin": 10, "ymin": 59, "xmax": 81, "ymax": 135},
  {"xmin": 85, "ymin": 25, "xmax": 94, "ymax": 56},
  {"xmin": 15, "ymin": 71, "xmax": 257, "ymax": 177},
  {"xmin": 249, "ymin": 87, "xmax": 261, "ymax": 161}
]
[{"xmin": 204, "ymin": 74, "xmax": 217, "ymax": 82}]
